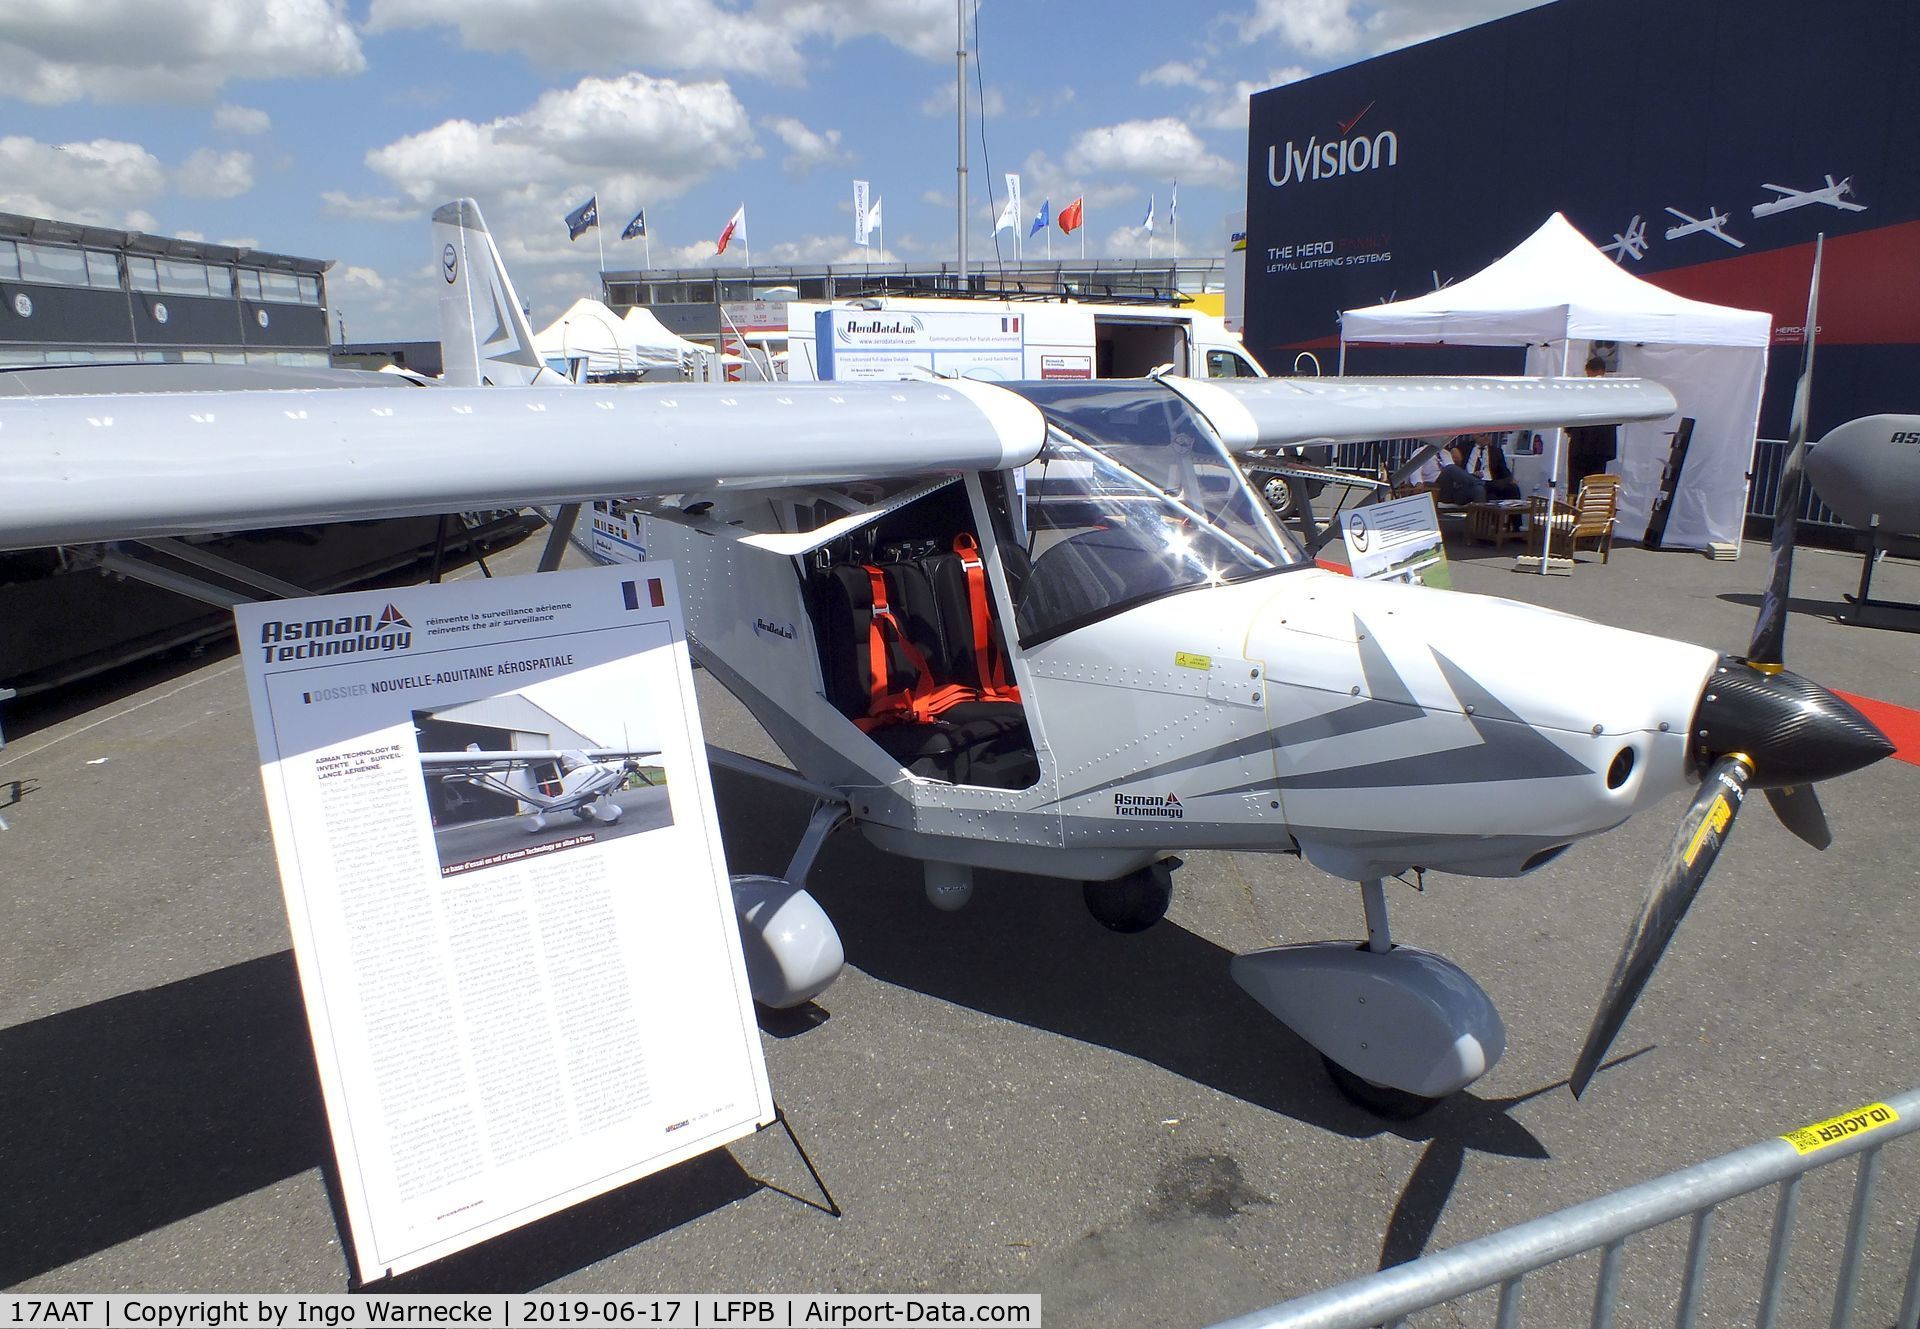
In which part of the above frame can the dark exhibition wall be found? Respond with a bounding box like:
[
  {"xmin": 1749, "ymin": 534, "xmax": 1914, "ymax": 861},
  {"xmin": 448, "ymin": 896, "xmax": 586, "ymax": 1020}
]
[{"xmin": 1242, "ymin": 0, "xmax": 1919, "ymax": 437}]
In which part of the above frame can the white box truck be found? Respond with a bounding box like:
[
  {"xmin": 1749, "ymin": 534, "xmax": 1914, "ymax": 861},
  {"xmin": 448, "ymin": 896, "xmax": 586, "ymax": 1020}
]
[{"xmin": 782, "ymin": 296, "xmax": 1266, "ymax": 384}]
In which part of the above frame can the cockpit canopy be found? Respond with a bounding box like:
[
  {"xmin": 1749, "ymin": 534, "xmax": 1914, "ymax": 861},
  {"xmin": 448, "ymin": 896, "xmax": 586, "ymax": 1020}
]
[{"xmin": 1003, "ymin": 381, "xmax": 1305, "ymax": 643}]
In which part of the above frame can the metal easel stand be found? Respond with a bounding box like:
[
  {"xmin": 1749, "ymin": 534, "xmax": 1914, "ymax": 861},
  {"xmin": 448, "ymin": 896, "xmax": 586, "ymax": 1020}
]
[
  {"xmin": 1844, "ymin": 520, "xmax": 1920, "ymax": 631},
  {"xmin": 753, "ymin": 1101, "xmax": 843, "ymax": 1217}
]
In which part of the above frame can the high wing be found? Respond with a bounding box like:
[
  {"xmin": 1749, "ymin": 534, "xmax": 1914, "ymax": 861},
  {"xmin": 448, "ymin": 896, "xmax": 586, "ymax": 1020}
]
[
  {"xmin": 1165, "ymin": 374, "xmax": 1675, "ymax": 455},
  {"xmin": 418, "ymin": 747, "xmax": 660, "ymax": 776},
  {"xmin": 0, "ymin": 375, "xmax": 1676, "ymax": 551}
]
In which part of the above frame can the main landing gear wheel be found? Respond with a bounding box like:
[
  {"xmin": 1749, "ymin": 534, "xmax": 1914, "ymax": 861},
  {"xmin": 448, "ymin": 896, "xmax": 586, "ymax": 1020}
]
[
  {"xmin": 1262, "ymin": 475, "xmax": 1296, "ymax": 519},
  {"xmin": 1320, "ymin": 1054, "xmax": 1447, "ymax": 1121},
  {"xmin": 1083, "ymin": 858, "xmax": 1179, "ymax": 933}
]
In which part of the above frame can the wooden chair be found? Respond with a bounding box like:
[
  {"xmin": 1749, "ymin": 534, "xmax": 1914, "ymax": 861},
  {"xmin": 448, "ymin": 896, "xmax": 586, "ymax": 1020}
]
[{"xmin": 1528, "ymin": 474, "xmax": 1622, "ymax": 563}]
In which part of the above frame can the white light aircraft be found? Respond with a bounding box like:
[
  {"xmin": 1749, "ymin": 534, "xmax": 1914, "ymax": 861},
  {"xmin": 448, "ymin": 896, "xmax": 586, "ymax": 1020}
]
[
  {"xmin": 0, "ymin": 201, "xmax": 1892, "ymax": 1115},
  {"xmin": 1752, "ymin": 175, "xmax": 1866, "ymax": 219},
  {"xmin": 1663, "ymin": 205, "xmax": 1746, "ymax": 248},
  {"xmin": 420, "ymin": 744, "xmax": 658, "ymax": 832},
  {"xmin": 1601, "ymin": 215, "xmax": 1649, "ymax": 263}
]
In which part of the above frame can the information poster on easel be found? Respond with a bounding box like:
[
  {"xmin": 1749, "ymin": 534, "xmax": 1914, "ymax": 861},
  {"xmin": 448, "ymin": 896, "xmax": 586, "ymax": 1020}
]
[
  {"xmin": 236, "ymin": 562, "xmax": 771, "ymax": 1281},
  {"xmin": 1341, "ymin": 493, "xmax": 1452, "ymax": 588}
]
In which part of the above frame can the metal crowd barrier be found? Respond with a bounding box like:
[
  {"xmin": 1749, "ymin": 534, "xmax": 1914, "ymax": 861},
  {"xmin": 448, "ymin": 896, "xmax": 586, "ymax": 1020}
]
[
  {"xmin": 1209, "ymin": 1088, "xmax": 1920, "ymax": 1329},
  {"xmin": 1331, "ymin": 436, "xmax": 1847, "ymax": 529}
]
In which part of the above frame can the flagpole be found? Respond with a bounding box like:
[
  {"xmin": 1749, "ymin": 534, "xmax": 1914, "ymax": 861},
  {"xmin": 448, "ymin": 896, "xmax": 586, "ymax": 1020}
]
[{"xmin": 595, "ymin": 190, "xmax": 605, "ymax": 277}]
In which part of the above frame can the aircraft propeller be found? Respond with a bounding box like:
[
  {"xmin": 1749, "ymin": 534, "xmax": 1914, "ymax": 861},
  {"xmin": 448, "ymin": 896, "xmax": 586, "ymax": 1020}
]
[{"xmin": 1570, "ymin": 236, "xmax": 1895, "ymax": 1097}]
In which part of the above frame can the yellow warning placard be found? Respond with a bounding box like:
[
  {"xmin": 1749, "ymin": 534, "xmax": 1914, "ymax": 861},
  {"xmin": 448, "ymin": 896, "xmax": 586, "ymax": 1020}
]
[
  {"xmin": 1781, "ymin": 1103, "xmax": 1900, "ymax": 1155},
  {"xmin": 1175, "ymin": 651, "xmax": 1211, "ymax": 671}
]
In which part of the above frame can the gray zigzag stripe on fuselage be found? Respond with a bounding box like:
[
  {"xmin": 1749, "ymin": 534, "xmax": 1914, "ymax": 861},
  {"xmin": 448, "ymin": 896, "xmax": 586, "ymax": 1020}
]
[
  {"xmin": 1268, "ymin": 648, "xmax": 1592, "ymax": 790},
  {"xmin": 1040, "ymin": 615, "xmax": 1425, "ymax": 808}
]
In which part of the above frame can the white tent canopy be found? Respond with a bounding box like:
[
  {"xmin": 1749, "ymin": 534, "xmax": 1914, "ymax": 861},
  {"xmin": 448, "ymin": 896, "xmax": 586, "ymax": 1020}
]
[
  {"xmin": 1340, "ymin": 213, "xmax": 1771, "ymax": 551},
  {"xmin": 534, "ymin": 298, "xmax": 713, "ymax": 377},
  {"xmin": 621, "ymin": 306, "xmax": 725, "ymax": 363}
]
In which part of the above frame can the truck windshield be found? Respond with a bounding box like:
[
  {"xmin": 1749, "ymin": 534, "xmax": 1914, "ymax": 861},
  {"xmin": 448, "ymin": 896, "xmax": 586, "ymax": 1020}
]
[{"xmin": 1005, "ymin": 381, "xmax": 1305, "ymax": 644}]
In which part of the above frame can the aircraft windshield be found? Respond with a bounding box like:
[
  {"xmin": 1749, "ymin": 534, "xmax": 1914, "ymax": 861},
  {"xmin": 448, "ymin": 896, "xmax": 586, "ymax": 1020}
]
[{"xmin": 1006, "ymin": 381, "xmax": 1304, "ymax": 644}]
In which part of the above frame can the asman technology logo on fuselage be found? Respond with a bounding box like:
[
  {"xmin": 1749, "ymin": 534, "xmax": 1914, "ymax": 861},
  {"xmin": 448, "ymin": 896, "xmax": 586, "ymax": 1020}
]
[
  {"xmin": 258, "ymin": 603, "xmax": 413, "ymax": 663},
  {"xmin": 1114, "ymin": 792, "xmax": 1184, "ymax": 819}
]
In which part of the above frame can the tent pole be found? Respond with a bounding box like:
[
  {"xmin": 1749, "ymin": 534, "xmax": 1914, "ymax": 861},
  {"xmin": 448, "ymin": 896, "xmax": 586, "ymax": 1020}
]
[
  {"xmin": 1541, "ymin": 339, "xmax": 1572, "ymax": 575},
  {"xmin": 1337, "ymin": 337, "xmax": 1347, "ymax": 375}
]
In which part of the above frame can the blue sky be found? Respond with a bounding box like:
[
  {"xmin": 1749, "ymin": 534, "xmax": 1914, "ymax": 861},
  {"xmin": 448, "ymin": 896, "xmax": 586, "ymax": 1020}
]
[{"xmin": 0, "ymin": 0, "xmax": 1536, "ymax": 339}]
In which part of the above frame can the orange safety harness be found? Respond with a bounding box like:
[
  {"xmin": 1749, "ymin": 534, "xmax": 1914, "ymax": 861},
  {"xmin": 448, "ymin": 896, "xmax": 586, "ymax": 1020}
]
[{"xmin": 852, "ymin": 533, "xmax": 1020, "ymax": 731}]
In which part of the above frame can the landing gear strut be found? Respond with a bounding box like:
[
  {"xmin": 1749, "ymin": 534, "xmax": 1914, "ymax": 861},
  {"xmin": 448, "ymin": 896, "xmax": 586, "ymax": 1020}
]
[{"xmin": 1083, "ymin": 858, "xmax": 1179, "ymax": 933}]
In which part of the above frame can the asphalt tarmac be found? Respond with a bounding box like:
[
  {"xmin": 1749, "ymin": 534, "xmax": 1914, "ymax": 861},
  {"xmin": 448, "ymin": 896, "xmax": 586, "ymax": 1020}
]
[{"xmin": 2, "ymin": 525, "xmax": 1917, "ymax": 1328}]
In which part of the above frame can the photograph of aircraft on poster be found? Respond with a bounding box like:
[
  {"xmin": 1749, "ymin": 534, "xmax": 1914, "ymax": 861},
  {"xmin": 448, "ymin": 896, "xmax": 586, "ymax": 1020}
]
[{"xmin": 414, "ymin": 684, "xmax": 670, "ymax": 875}]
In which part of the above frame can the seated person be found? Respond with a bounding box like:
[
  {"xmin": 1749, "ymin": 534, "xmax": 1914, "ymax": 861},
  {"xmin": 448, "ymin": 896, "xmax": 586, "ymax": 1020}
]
[
  {"xmin": 1407, "ymin": 437, "xmax": 1489, "ymax": 505},
  {"xmin": 1461, "ymin": 432, "xmax": 1522, "ymax": 500}
]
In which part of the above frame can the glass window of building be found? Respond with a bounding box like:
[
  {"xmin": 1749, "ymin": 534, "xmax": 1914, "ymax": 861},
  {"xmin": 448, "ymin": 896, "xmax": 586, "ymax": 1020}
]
[
  {"xmin": 0, "ymin": 240, "xmax": 17, "ymax": 282},
  {"xmin": 18, "ymin": 242, "xmax": 90, "ymax": 287},
  {"xmin": 687, "ymin": 281, "xmax": 715, "ymax": 303},
  {"xmin": 127, "ymin": 256, "xmax": 159, "ymax": 293},
  {"xmin": 237, "ymin": 269, "xmax": 263, "ymax": 300},
  {"xmin": 158, "ymin": 259, "xmax": 212, "ymax": 296},
  {"xmin": 260, "ymin": 270, "xmax": 302, "ymax": 303},
  {"xmin": 85, "ymin": 250, "xmax": 120, "ymax": 289},
  {"xmin": 297, "ymin": 274, "xmax": 320, "ymax": 305}
]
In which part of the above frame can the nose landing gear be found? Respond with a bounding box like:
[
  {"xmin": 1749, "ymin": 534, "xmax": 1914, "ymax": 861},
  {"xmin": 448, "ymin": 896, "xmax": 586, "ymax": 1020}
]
[
  {"xmin": 1231, "ymin": 876, "xmax": 1506, "ymax": 1118},
  {"xmin": 1082, "ymin": 857, "xmax": 1181, "ymax": 933}
]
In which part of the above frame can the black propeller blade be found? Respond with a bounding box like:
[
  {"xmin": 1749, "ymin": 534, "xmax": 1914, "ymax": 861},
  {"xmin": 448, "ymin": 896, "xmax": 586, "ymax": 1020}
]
[
  {"xmin": 1764, "ymin": 784, "xmax": 1832, "ymax": 850},
  {"xmin": 1571, "ymin": 755, "xmax": 1751, "ymax": 1098},
  {"xmin": 1571, "ymin": 237, "xmax": 1896, "ymax": 1098},
  {"xmin": 1747, "ymin": 233, "xmax": 1822, "ymax": 668}
]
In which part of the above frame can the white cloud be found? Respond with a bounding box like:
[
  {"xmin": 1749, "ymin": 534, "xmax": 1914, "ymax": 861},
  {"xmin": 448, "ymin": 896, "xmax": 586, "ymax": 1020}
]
[
  {"xmin": 333, "ymin": 265, "xmax": 389, "ymax": 295},
  {"xmin": 368, "ymin": 0, "xmax": 960, "ymax": 83},
  {"xmin": 1064, "ymin": 118, "xmax": 1237, "ymax": 187},
  {"xmin": 175, "ymin": 148, "xmax": 253, "ymax": 198},
  {"xmin": 1240, "ymin": 0, "xmax": 1543, "ymax": 57},
  {"xmin": 764, "ymin": 115, "xmax": 849, "ymax": 178},
  {"xmin": 366, "ymin": 73, "xmax": 753, "ymax": 211},
  {"xmin": 0, "ymin": 135, "xmax": 166, "ymax": 223},
  {"xmin": 783, "ymin": 0, "xmax": 955, "ymax": 60},
  {"xmin": 1141, "ymin": 60, "xmax": 1207, "ymax": 89},
  {"xmin": 0, "ymin": 0, "xmax": 363, "ymax": 103},
  {"xmin": 213, "ymin": 102, "xmax": 271, "ymax": 135},
  {"xmin": 322, "ymin": 191, "xmax": 421, "ymax": 223},
  {"xmin": 918, "ymin": 81, "xmax": 1007, "ymax": 119},
  {"xmin": 369, "ymin": 0, "xmax": 808, "ymax": 80}
]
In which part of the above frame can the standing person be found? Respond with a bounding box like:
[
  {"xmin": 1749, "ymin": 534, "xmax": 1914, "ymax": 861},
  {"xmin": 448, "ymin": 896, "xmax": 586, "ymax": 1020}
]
[{"xmin": 1566, "ymin": 354, "xmax": 1619, "ymax": 488}]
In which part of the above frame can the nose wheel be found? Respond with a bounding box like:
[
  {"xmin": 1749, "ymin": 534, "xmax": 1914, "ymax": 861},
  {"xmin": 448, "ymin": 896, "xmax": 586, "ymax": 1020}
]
[
  {"xmin": 1082, "ymin": 858, "xmax": 1179, "ymax": 933},
  {"xmin": 1231, "ymin": 877, "xmax": 1506, "ymax": 1116}
]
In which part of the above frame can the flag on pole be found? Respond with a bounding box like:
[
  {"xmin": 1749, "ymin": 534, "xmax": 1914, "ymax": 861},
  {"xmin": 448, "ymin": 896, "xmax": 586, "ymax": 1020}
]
[
  {"xmin": 621, "ymin": 209, "xmax": 646, "ymax": 240},
  {"xmin": 715, "ymin": 204, "xmax": 746, "ymax": 255},
  {"xmin": 1029, "ymin": 199, "xmax": 1050, "ymax": 238},
  {"xmin": 866, "ymin": 196, "xmax": 882, "ymax": 233},
  {"xmin": 853, "ymin": 179, "xmax": 871, "ymax": 245},
  {"xmin": 994, "ymin": 193, "xmax": 1019, "ymax": 233},
  {"xmin": 564, "ymin": 195, "xmax": 598, "ymax": 240},
  {"xmin": 1169, "ymin": 183, "xmax": 1178, "ymax": 228},
  {"xmin": 1142, "ymin": 196, "xmax": 1155, "ymax": 233},
  {"xmin": 1058, "ymin": 197, "xmax": 1084, "ymax": 234}
]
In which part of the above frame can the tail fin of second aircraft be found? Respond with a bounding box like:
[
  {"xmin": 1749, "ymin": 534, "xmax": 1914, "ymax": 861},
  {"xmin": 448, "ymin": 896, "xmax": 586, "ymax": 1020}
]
[{"xmin": 432, "ymin": 198, "xmax": 561, "ymax": 386}]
